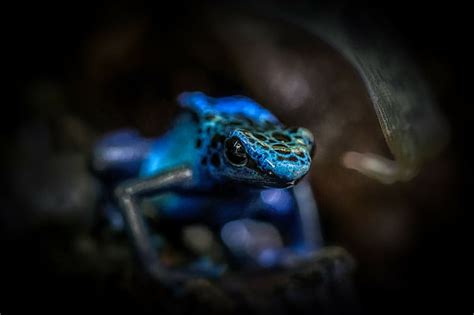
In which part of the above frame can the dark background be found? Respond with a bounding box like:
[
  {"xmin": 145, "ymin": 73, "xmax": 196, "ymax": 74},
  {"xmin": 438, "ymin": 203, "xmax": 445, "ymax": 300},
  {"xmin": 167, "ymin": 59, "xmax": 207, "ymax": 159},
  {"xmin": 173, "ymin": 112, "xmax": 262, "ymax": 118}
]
[{"xmin": 2, "ymin": 1, "xmax": 472, "ymax": 314}]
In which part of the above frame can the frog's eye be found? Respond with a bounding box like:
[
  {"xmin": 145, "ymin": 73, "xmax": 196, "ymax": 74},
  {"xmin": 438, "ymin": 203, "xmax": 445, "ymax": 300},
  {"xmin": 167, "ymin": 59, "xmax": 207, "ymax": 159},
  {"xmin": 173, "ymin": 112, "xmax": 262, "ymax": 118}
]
[{"xmin": 225, "ymin": 136, "xmax": 247, "ymax": 166}]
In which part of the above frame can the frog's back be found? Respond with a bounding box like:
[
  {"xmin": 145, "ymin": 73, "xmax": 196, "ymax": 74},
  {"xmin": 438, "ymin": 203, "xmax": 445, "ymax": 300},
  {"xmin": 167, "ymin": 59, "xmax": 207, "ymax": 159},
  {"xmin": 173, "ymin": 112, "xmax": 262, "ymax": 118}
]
[
  {"xmin": 139, "ymin": 112, "xmax": 199, "ymax": 178},
  {"xmin": 91, "ymin": 112, "xmax": 199, "ymax": 183},
  {"xmin": 178, "ymin": 91, "xmax": 280, "ymax": 126},
  {"xmin": 141, "ymin": 92, "xmax": 279, "ymax": 180},
  {"xmin": 93, "ymin": 91, "xmax": 311, "ymax": 190}
]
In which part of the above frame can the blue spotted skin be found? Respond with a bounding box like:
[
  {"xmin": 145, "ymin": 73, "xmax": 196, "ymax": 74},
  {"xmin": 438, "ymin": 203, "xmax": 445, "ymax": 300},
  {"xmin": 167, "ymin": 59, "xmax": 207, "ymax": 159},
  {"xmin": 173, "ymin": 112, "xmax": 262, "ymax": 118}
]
[
  {"xmin": 142, "ymin": 91, "xmax": 314, "ymax": 188},
  {"xmin": 92, "ymin": 91, "xmax": 317, "ymax": 267}
]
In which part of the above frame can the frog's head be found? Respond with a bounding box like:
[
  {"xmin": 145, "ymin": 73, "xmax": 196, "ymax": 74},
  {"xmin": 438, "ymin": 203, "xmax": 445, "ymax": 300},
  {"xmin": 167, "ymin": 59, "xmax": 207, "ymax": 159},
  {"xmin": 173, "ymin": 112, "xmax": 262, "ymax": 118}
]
[{"xmin": 216, "ymin": 127, "xmax": 315, "ymax": 188}]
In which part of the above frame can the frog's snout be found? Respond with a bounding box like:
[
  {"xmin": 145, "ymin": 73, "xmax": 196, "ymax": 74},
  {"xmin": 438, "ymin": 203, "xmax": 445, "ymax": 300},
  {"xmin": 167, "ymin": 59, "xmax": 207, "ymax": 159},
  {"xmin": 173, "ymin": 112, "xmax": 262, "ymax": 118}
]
[{"xmin": 270, "ymin": 162, "xmax": 311, "ymax": 186}]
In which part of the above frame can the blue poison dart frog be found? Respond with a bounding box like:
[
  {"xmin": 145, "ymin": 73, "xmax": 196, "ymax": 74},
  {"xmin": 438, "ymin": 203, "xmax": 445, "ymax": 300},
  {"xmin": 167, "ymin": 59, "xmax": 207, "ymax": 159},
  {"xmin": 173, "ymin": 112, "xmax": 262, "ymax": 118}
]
[{"xmin": 91, "ymin": 91, "xmax": 323, "ymax": 286}]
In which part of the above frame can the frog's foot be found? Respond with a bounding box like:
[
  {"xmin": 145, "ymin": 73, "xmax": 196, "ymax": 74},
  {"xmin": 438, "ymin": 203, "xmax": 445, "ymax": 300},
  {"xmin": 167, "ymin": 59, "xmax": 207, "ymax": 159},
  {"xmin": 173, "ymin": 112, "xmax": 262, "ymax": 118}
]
[
  {"xmin": 220, "ymin": 218, "xmax": 324, "ymax": 269},
  {"xmin": 220, "ymin": 219, "xmax": 286, "ymax": 267}
]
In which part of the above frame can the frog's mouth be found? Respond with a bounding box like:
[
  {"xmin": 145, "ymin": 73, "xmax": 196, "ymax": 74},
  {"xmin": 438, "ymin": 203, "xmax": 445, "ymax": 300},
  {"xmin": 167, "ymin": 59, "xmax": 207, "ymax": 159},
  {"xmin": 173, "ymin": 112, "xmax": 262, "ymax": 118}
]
[
  {"xmin": 270, "ymin": 180, "xmax": 296, "ymax": 188},
  {"xmin": 269, "ymin": 172, "xmax": 308, "ymax": 188},
  {"xmin": 244, "ymin": 178, "xmax": 295, "ymax": 189}
]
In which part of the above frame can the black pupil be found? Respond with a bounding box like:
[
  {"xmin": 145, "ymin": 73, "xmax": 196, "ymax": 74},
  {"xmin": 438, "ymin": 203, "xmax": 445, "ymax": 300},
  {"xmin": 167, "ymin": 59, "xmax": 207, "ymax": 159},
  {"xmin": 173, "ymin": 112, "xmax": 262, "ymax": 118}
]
[{"xmin": 225, "ymin": 137, "xmax": 247, "ymax": 165}]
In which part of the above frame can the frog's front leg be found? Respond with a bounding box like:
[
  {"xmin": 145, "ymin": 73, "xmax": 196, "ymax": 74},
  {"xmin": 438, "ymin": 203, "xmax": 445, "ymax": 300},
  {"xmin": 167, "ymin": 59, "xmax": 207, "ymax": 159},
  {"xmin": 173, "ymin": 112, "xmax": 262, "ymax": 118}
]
[
  {"xmin": 292, "ymin": 178, "xmax": 324, "ymax": 251},
  {"xmin": 261, "ymin": 179, "xmax": 324, "ymax": 268},
  {"xmin": 221, "ymin": 179, "xmax": 324, "ymax": 268},
  {"xmin": 114, "ymin": 166, "xmax": 195, "ymax": 287},
  {"xmin": 260, "ymin": 181, "xmax": 356, "ymax": 295}
]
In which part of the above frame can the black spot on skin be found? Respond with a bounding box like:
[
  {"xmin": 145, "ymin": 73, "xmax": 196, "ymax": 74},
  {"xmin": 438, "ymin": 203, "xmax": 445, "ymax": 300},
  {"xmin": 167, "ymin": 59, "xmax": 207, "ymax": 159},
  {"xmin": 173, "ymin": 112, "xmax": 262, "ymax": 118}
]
[
  {"xmin": 211, "ymin": 134, "xmax": 225, "ymax": 148},
  {"xmin": 205, "ymin": 114, "xmax": 216, "ymax": 120},
  {"xmin": 277, "ymin": 156, "xmax": 285, "ymax": 161},
  {"xmin": 295, "ymin": 150, "xmax": 305, "ymax": 158},
  {"xmin": 263, "ymin": 120, "xmax": 274, "ymax": 129},
  {"xmin": 227, "ymin": 121, "xmax": 243, "ymax": 127},
  {"xmin": 248, "ymin": 138, "xmax": 256, "ymax": 144},
  {"xmin": 254, "ymin": 133, "xmax": 267, "ymax": 141},
  {"xmin": 196, "ymin": 139, "xmax": 202, "ymax": 148},
  {"xmin": 287, "ymin": 156, "xmax": 298, "ymax": 162},
  {"xmin": 272, "ymin": 132, "xmax": 291, "ymax": 142},
  {"xmin": 211, "ymin": 154, "xmax": 221, "ymax": 167},
  {"xmin": 243, "ymin": 117, "xmax": 255, "ymax": 126},
  {"xmin": 272, "ymin": 144, "xmax": 291, "ymax": 154}
]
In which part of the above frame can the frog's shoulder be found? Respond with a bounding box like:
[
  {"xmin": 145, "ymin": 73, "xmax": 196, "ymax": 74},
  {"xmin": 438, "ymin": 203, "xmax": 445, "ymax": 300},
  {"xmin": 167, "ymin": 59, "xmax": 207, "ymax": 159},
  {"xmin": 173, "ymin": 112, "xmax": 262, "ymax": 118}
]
[{"xmin": 177, "ymin": 91, "xmax": 280, "ymax": 125}]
